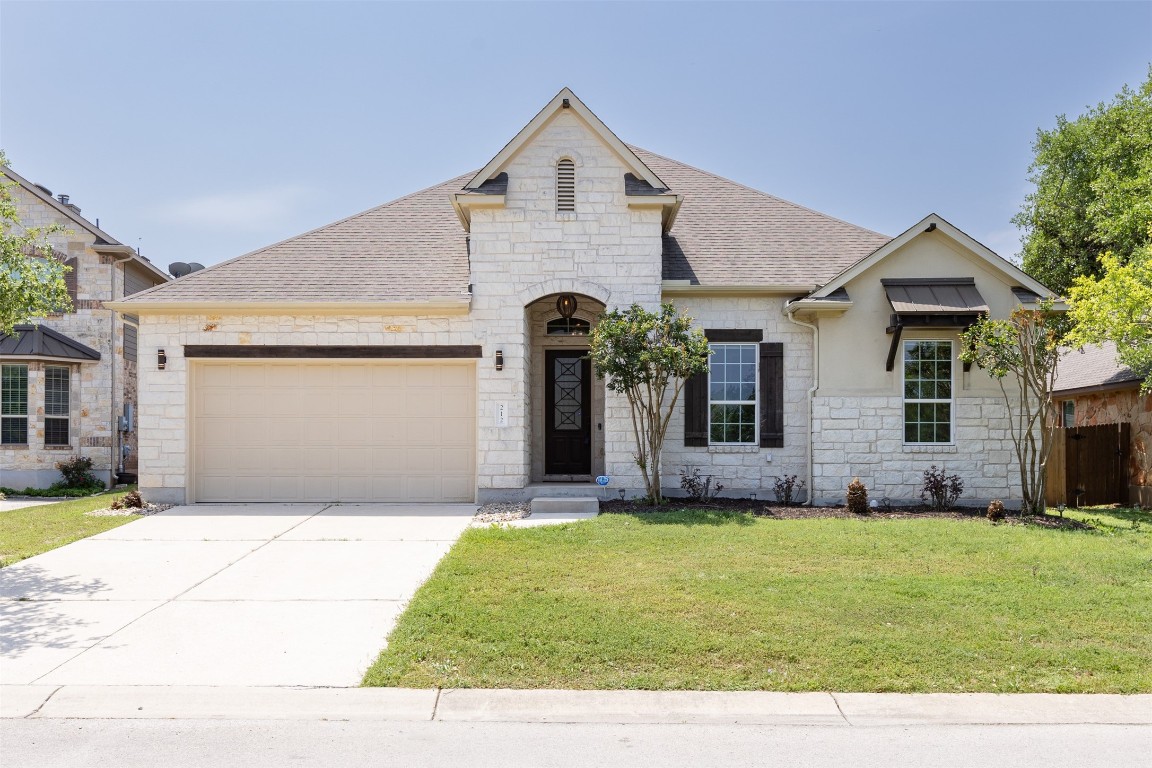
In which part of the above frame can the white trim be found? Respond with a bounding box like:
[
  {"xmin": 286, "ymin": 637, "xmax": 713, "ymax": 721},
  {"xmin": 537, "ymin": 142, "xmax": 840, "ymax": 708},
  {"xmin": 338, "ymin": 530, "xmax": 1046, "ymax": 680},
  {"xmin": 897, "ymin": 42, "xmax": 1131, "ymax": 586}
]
[
  {"xmin": 901, "ymin": 339, "xmax": 955, "ymax": 446},
  {"xmin": 707, "ymin": 342, "xmax": 759, "ymax": 447}
]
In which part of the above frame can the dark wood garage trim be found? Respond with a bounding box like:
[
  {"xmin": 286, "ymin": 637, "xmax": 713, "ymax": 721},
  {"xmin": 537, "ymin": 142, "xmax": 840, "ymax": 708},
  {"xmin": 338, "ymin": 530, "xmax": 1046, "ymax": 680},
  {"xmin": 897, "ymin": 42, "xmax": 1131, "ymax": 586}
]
[{"xmin": 184, "ymin": 345, "xmax": 483, "ymax": 359}]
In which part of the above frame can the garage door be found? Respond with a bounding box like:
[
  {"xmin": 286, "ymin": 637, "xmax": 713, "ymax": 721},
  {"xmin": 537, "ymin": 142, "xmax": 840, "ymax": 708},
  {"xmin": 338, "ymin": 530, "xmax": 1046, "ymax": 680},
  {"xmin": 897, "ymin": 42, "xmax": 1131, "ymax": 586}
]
[{"xmin": 192, "ymin": 361, "xmax": 476, "ymax": 502}]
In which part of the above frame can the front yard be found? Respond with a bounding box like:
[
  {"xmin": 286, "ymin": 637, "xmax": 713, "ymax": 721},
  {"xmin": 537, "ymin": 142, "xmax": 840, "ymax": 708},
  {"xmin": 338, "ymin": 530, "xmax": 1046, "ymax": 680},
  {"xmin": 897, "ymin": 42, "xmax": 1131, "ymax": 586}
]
[
  {"xmin": 364, "ymin": 507, "xmax": 1152, "ymax": 693},
  {"xmin": 0, "ymin": 490, "xmax": 137, "ymax": 567}
]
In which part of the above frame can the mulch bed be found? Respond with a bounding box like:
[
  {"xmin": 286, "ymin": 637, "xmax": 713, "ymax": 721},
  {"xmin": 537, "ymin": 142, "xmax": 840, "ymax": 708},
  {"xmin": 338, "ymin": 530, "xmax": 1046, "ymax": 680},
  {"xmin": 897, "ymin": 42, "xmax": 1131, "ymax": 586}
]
[{"xmin": 599, "ymin": 498, "xmax": 1094, "ymax": 530}]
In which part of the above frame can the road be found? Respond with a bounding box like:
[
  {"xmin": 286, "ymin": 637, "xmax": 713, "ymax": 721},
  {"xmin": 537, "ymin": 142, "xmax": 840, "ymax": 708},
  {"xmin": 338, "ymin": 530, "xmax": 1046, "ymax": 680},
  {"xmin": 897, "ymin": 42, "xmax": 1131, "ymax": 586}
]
[{"xmin": 3, "ymin": 719, "xmax": 1149, "ymax": 768}]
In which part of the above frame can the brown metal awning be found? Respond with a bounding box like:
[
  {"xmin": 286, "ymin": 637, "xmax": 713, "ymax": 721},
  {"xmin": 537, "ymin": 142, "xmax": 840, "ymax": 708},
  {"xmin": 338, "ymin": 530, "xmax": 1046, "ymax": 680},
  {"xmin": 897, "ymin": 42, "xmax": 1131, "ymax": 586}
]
[
  {"xmin": 881, "ymin": 278, "xmax": 988, "ymax": 371},
  {"xmin": 0, "ymin": 324, "xmax": 101, "ymax": 362}
]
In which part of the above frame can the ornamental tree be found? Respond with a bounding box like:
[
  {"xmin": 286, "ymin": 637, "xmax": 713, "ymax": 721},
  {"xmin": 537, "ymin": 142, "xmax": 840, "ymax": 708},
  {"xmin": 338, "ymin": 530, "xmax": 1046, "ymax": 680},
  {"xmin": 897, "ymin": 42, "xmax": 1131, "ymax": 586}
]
[
  {"xmin": 588, "ymin": 302, "xmax": 710, "ymax": 504},
  {"xmin": 960, "ymin": 301, "xmax": 1070, "ymax": 515},
  {"xmin": 1067, "ymin": 242, "xmax": 1152, "ymax": 393},
  {"xmin": 1, "ymin": 152, "xmax": 72, "ymax": 334}
]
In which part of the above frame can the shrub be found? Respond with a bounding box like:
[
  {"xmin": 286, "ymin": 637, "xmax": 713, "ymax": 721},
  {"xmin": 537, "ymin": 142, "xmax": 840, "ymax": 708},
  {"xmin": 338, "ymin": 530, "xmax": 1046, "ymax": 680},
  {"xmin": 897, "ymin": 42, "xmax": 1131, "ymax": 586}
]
[
  {"xmin": 110, "ymin": 490, "xmax": 145, "ymax": 510},
  {"xmin": 846, "ymin": 477, "xmax": 869, "ymax": 515},
  {"xmin": 55, "ymin": 455, "xmax": 102, "ymax": 490},
  {"xmin": 0, "ymin": 484, "xmax": 102, "ymax": 498},
  {"xmin": 921, "ymin": 465, "xmax": 964, "ymax": 511},
  {"xmin": 679, "ymin": 465, "xmax": 724, "ymax": 503},
  {"xmin": 987, "ymin": 499, "xmax": 1006, "ymax": 522},
  {"xmin": 772, "ymin": 474, "xmax": 806, "ymax": 507}
]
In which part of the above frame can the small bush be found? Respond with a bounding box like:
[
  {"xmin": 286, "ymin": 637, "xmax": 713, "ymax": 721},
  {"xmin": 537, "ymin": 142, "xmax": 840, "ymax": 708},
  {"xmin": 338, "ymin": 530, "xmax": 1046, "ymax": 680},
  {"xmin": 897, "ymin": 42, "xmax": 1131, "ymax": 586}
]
[
  {"xmin": 110, "ymin": 490, "xmax": 145, "ymax": 510},
  {"xmin": 846, "ymin": 477, "xmax": 869, "ymax": 515},
  {"xmin": 55, "ymin": 456, "xmax": 102, "ymax": 490},
  {"xmin": 0, "ymin": 484, "xmax": 102, "ymax": 498},
  {"xmin": 987, "ymin": 499, "xmax": 1006, "ymax": 522},
  {"xmin": 772, "ymin": 474, "xmax": 806, "ymax": 507},
  {"xmin": 921, "ymin": 465, "xmax": 964, "ymax": 511},
  {"xmin": 679, "ymin": 465, "xmax": 724, "ymax": 503}
]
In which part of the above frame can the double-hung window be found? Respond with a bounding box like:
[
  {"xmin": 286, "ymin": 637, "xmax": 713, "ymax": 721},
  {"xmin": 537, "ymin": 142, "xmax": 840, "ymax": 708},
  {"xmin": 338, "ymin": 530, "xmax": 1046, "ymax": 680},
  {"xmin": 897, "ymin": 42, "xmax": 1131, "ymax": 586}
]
[
  {"xmin": 903, "ymin": 340, "xmax": 953, "ymax": 444},
  {"xmin": 709, "ymin": 343, "xmax": 758, "ymax": 444},
  {"xmin": 44, "ymin": 366, "xmax": 70, "ymax": 446},
  {"xmin": 1, "ymin": 364, "xmax": 28, "ymax": 445}
]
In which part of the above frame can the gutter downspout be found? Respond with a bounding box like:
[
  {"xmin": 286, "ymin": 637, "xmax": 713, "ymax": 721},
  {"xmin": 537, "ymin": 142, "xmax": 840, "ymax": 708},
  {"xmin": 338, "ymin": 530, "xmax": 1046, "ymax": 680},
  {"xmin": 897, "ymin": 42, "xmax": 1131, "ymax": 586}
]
[
  {"xmin": 109, "ymin": 252, "xmax": 134, "ymax": 483},
  {"xmin": 785, "ymin": 306, "xmax": 818, "ymax": 506}
]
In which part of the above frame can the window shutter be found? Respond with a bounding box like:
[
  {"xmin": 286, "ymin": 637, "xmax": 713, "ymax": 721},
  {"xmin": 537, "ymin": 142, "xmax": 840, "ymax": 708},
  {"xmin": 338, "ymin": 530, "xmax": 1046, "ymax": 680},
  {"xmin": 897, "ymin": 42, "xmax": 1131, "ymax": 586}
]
[
  {"xmin": 556, "ymin": 159, "xmax": 575, "ymax": 212},
  {"xmin": 63, "ymin": 258, "xmax": 78, "ymax": 309},
  {"xmin": 760, "ymin": 342, "xmax": 784, "ymax": 447},
  {"xmin": 683, "ymin": 370, "xmax": 708, "ymax": 446}
]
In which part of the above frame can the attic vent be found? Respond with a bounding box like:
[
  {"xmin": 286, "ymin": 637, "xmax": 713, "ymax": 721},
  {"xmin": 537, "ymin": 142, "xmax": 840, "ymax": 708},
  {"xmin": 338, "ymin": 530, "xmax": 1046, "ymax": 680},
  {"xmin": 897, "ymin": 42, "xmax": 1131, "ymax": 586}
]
[{"xmin": 556, "ymin": 158, "xmax": 575, "ymax": 212}]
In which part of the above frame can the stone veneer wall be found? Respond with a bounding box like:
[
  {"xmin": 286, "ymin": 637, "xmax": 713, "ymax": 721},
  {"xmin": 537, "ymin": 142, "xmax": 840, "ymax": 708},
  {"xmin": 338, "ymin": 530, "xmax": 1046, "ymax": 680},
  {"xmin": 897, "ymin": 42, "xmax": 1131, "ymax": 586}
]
[
  {"xmin": 1063, "ymin": 387, "xmax": 1152, "ymax": 506},
  {"xmin": 811, "ymin": 395, "xmax": 1018, "ymax": 506}
]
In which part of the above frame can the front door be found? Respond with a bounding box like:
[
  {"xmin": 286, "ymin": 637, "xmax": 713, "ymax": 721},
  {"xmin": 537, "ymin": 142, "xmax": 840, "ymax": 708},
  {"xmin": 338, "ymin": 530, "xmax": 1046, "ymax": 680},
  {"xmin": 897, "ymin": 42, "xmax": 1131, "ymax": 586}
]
[{"xmin": 544, "ymin": 350, "xmax": 592, "ymax": 476}]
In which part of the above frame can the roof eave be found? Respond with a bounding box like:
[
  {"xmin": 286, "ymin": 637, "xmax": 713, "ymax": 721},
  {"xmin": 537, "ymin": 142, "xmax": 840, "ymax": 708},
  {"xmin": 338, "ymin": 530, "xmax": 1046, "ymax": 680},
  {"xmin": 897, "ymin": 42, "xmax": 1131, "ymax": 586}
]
[
  {"xmin": 662, "ymin": 282, "xmax": 816, "ymax": 297},
  {"xmin": 103, "ymin": 300, "xmax": 473, "ymax": 317}
]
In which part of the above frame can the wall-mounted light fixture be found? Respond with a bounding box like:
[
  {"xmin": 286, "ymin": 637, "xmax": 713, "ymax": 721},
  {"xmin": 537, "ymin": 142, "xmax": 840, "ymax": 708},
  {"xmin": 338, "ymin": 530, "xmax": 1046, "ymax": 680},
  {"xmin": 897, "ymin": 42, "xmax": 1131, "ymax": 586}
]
[
  {"xmin": 157, "ymin": 349, "xmax": 167, "ymax": 370},
  {"xmin": 495, "ymin": 349, "xmax": 504, "ymax": 371},
  {"xmin": 556, "ymin": 294, "xmax": 578, "ymax": 319}
]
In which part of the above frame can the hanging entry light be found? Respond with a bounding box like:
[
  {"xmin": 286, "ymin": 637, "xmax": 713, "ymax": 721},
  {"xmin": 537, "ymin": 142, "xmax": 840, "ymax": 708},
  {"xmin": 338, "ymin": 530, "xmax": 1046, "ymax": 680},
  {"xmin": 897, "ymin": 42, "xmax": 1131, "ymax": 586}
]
[{"xmin": 556, "ymin": 294, "xmax": 578, "ymax": 319}]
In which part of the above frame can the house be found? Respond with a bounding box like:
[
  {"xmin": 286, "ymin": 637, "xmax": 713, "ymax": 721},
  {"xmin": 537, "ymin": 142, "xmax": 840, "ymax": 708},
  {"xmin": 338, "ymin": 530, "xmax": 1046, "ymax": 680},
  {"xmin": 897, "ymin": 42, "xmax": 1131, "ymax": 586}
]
[
  {"xmin": 108, "ymin": 89, "xmax": 1055, "ymax": 506},
  {"xmin": 1051, "ymin": 341, "xmax": 1151, "ymax": 507},
  {"xmin": 1, "ymin": 166, "xmax": 169, "ymax": 490}
]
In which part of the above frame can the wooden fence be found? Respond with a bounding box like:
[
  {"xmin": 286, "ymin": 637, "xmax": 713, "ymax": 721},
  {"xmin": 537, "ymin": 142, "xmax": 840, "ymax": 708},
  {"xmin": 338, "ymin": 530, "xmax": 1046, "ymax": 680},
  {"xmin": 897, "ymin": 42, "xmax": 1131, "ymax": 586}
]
[{"xmin": 1045, "ymin": 423, "xmax": 1130, "ymax": 507}]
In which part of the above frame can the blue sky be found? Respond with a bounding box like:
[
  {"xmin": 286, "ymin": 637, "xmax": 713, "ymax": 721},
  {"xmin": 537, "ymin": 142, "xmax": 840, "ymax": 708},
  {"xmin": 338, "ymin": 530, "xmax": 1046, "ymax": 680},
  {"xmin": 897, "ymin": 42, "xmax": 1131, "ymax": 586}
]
[{"xmin": 2, "ymin": 1, "xmax": 1149, "ymax": 270}]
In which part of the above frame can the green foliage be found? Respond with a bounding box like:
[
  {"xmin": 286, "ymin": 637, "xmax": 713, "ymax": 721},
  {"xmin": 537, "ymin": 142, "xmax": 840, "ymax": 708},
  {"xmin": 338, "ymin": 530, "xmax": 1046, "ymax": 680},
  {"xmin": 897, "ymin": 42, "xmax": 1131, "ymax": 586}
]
[
  {"xmin": 1016, "ymin": 68, "xmax": 1152, "ymax": 294},
  {"xmin": 0, "ymin": 484, "xmax": 103, "ymax": 498},
  {"xmin": 588, "ymin": 303, "xmax": 710, "ymax": 503},
  {"xmin": 0, "ymin": 151, "xmax": 73, "ymax": 335},
  {"xmin": 1067, "ymin": 244, "xmax": 1152, "ymax": 392},
  {"xmin": 846, "ymin": 477, "xmax": 868, "ymax": 514},
  {"xmin": 55, "ymin": 455, "xmax": 101, "ymax": 489},
  {"xmin": 0, "ymin": 489, "xmax": 136, "ymax": 567},
  {"xmin": 961, "ymin": 303, "xmax": 1070, "ymax": 515}
]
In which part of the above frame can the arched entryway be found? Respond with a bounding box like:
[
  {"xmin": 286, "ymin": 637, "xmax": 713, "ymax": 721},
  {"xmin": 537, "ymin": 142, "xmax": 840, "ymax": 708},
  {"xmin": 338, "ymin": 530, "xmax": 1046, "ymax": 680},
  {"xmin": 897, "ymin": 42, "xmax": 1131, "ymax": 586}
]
[{"xmin": 526, "ymin": 293, "xmax": 605, "ymax": 482}]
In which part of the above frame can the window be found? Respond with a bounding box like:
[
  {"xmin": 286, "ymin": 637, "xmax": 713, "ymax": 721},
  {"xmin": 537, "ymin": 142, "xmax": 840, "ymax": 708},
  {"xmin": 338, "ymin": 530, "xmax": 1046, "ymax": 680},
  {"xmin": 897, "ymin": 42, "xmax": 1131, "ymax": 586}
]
[
  {"xmin": 1062, "ymin": 400, "xmax": 1075, "ymax": 428},
  {"xmin": 556, "ymin": 158, "xmax": 575, "ymax": 212},
  {"xmin": 546, "ymin": 317, "xmax": 590, "ymax": 335},
  {"xmin": 709, "ymin": 343, "xmax": 758, "ymax": 444},
  {"xmin": 44, "ymin": 366, "xmax": 70, "ymax": 446},
  {"xmin": 1, "ymin": 364, "xmax": 28, "ymax": 445},
  {"xmin": 903, "ymin": 340, "xmax": 953, "ymax": 444}
]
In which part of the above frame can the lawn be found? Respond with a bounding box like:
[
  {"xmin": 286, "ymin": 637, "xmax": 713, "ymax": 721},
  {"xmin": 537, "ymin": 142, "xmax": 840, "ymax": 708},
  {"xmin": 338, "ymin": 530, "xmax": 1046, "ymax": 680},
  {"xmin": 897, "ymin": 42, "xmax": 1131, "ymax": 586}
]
[
  {"xmin": 0, "ymin": 490, "xmax": 137, "ymax": 567},
  {"xmin": 364, "ymin": 507, "xmax": 1152, "ymax": 693}
]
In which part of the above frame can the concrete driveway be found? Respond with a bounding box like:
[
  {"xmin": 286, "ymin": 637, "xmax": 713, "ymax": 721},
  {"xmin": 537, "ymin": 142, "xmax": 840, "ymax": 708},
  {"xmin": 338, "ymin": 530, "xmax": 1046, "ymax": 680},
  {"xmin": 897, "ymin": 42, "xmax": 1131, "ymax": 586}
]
[{"xmin": 0, "ymin": 503, "xmax": 475, "ymax": 687}]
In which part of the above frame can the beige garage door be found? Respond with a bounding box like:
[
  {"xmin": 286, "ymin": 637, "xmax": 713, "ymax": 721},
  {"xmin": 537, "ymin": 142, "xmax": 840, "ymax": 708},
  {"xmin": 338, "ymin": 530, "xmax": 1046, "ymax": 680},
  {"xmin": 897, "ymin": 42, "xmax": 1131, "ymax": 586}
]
[{"xmin": 192, "ymin": 361, "xmax": 476, "ymax": 503}]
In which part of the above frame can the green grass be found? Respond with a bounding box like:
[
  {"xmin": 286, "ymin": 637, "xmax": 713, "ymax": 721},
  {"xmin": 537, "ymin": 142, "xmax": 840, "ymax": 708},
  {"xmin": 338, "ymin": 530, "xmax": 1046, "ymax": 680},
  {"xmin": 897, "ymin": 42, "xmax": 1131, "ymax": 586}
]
[
  {"xmin": 364, "ymin": 508, "xmax": 1152, "ymax": 692},
  {"xmin": 0, "ymin": 490, "xmax": 138, "ymax": 567}
]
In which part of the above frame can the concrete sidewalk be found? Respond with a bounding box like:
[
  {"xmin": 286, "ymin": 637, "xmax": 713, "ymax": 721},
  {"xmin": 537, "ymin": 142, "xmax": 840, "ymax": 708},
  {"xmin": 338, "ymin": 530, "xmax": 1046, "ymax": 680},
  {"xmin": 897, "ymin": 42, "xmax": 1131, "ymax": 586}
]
[{"xmin": 2, "ymin": 686, "xmax": 1148, "ymax": 725}]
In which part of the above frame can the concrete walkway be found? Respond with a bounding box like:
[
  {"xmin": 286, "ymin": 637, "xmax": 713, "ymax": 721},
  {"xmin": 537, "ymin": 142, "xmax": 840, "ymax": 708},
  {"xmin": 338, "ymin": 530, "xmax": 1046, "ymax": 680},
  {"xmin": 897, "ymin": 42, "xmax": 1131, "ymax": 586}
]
[
  {"xmin": 0, "ymin": 503, "xmax": 476, "ymax": 687},
  {"xmin": 1, "ymin": 685, "xmax": 1148, "ymax": 724},
  {"xmin": 0, "ymin": 498, "xmax": 60, "ymax": 512}
]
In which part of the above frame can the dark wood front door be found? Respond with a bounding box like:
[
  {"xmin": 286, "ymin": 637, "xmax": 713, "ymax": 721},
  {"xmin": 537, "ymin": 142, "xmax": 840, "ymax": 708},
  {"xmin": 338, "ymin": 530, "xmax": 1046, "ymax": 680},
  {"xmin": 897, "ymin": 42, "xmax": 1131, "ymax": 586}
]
[{"xmin": 544, "ymin": 350, "xmax": 592, "ymax": 476}]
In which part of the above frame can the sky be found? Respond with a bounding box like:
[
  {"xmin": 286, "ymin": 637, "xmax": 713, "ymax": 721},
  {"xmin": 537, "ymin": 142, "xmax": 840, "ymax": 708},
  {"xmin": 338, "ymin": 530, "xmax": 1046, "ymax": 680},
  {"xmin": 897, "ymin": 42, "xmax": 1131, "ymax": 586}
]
[{"xmin": 2, "ymin": 1, "xmax": 1149, "ymax": 272}]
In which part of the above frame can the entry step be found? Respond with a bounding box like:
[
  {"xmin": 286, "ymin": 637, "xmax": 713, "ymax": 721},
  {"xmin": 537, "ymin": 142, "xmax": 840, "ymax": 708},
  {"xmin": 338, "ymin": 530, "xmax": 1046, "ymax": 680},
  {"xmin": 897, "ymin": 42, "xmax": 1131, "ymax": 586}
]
[{"xmin": 529, "ymin": 497, "xmax": 600, "ymax": 516}]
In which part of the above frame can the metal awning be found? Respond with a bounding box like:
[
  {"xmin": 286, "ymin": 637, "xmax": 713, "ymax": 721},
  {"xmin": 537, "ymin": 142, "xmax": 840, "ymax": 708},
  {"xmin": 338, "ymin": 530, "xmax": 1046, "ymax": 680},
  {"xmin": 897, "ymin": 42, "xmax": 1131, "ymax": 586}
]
[
  {"xmin": 881, "ymin": 278, "xmax": 987, "ymax": 371},
  {"xmin": 0, "ymin": 324, "xmax": 101, "ymax": 362}
]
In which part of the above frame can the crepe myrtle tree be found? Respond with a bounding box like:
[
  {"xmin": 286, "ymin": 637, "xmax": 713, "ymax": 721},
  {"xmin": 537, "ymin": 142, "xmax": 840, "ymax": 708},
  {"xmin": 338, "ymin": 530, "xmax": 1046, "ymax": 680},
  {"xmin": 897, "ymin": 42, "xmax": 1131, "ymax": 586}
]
[
  {"xmin": 960, "ymin": 300, "xmax": 1070, "ymax": 515},
  {"xmin": 1, "ymin": 152, "xmax": 72, "ymax": 334},
  {"xmin": 589, "ymin": 303, "xmax": 710, "ymax": 504}
]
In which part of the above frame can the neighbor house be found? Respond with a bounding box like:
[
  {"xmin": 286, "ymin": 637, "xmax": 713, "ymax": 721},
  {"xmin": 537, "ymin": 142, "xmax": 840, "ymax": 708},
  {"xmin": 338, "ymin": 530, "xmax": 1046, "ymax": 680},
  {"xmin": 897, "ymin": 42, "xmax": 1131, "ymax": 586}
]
[
  {"xmin": 1051, "ymin": 341, "xmax": 1151, "ymax": 507},
  {"xmin": 1, "ymin": 166, "xmax": 169, "ymax": 490},
  {"xmin": 109, "ymin": 89, "xmax": 1055, "ymax": 506}
]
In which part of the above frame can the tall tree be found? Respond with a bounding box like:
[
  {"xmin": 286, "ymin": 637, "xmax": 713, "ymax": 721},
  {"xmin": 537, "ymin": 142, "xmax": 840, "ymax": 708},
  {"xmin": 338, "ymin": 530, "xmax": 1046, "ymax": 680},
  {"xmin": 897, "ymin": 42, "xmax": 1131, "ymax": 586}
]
[
  {"xmin": 1, "ymin": 152, "xmax": 72, "ymax": 334},
  {"xmin": 588, "ymin": 303, "xmax": 710, "ymax": 504},
  {"xmin": 960, "ymin": 302, "xmax": 1070, "ymax": 515},
  {"xmin": 1015, "ymin": 68, "xmax": 1152, "ymax": 295}
]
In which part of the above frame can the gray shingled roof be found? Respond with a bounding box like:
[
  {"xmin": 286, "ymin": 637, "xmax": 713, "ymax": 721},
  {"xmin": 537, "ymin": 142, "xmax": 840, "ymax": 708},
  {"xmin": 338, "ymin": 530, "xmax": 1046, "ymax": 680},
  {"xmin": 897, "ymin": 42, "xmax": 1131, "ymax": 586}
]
[
  {"xmin": 0, "ymin": 325, "xmax": 101, "ymax": 361},
  {"xmin": 120, "ymin": 148, "xmax": 893, "ymax": 305},
  {"xmin": 634, "ymin": 148, "xmax": 891, "ymax": 287},
  {"xmin": 1053, "ymin": 341, "xmax": 1144, "ymax": 393}
]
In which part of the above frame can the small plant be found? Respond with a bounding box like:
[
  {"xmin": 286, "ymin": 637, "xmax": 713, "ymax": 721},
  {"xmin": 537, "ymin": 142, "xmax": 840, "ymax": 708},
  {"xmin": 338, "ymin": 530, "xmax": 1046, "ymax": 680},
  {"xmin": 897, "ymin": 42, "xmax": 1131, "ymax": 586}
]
[
  {"xmin": 110, "ymin": 490, "xmax": 145, "ymax": 510},
  {"xmin": 987, "ymin": 499, "xmax": 1006, "ymax": 522},
  {"xmin": 846, "ymin": 477, "xmax": 869, "ymax": 515},
  {"xmin": 772, "ymin": 474, "xmax": 807, "ymax": 507},
  {"xmin": 920, "ymin": 465, "xmax": 964, "ymax": 511},
  {"xmin": 679, "ymin": 465, "xmax": 724, "ymax": 503},
  {"xmin": 55, "ymin": 455, "xmax": 102, "ymax": 490}
]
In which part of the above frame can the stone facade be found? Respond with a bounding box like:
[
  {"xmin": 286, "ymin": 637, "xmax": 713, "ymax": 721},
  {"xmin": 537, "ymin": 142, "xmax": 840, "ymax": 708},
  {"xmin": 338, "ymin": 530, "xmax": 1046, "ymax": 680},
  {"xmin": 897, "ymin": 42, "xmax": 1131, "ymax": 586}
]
[{"xmin": 0, "ymin": 181, "xmax": 164, "ymax": 490}]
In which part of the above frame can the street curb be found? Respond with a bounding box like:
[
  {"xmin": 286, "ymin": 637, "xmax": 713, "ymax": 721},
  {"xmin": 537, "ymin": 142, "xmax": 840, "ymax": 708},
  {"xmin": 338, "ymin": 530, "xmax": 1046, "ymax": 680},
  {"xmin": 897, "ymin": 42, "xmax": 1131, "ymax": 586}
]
[{"xmin": 3, "ymin": 686, "xmax": 1150, "ymax": 725}]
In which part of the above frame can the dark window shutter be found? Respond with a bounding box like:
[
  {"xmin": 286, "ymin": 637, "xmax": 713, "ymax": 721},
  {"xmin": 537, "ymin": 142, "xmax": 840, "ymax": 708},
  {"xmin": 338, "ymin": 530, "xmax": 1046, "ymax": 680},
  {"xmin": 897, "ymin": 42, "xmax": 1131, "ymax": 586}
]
[
  {"xmin": 683, "ymin": 370, "xmax": 708, "ymax": 446},
  {"xmin": 63, "ymin": 258, "xmax": 78, "ymax": 309},
  {"xmin": 760, "ymin": 342, "xmax": 784, "ymax": 447}
]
